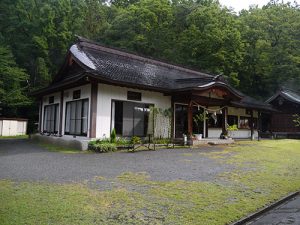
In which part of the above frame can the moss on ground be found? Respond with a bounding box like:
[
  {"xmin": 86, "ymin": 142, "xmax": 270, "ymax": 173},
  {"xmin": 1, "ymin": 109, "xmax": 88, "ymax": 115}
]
[{"xmin": 1, "ymin": 140, "xmax": 300, "ymax": 225}]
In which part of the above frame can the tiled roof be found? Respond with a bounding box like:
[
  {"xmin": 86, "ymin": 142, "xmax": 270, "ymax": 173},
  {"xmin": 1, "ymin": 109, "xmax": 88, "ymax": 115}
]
[
  {"xmin": 70, "ymin": 37, "xmax": 217, "ymax": 90},
  {"xmin": 32, "ymin": 36, "xmax": 273, "ymax": 111},
  {"xmin": 266, "ymin": 89, "xmax": 300, "ymax": 104}
]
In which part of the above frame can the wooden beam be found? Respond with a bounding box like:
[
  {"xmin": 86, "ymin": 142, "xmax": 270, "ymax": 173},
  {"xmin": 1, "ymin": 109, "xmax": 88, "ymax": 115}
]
[
  {"xmin": 250, "ymin": 109, "xmax": 254, "ymax": 140},
  {"xmin": 38, "ymin": 98, "xmax": 43, "ymax": 133},
  {"xmin": 171, "ymin": 96, "xmax": 175, "ymax": 138},
  {"xmin": 257, "ymin": 111, "xmax": 261, "ymax": 141},
  {"xmin": 222, "ymin": 107, "xmax": 228, "ymax": 134},
  {"xmin": 187, "ymin": 101, "xmax": 193, "ymax": 136},
  {"xmin": 59, "ymin": 91, "xmax": 64, "ymax": 136},
  {"xmin": 89, "ymin": 82, "xmax": 98, "ymax": 138}
]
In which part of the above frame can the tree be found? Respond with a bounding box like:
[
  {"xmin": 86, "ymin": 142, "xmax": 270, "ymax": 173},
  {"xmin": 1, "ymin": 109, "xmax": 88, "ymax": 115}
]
[
  {"xmin": 238, "ymin": 2, "xmax": 300, "ymax": 98},
  {"xmin": 175, "ymin": 1, "xmax": 243, "ymax": 86},
  {"xmin": 0, "ymin": 45, "xmax": 30, "ymax": 115},
  {"xmin": 104, "ymin": 0, "xmax": 175, "ymax": 58}
]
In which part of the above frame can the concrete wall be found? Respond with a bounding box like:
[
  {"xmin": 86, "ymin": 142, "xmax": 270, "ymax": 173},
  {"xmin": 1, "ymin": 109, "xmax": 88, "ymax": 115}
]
[
  {"xmin": 0, "ymin": 119, "xmax": 27, "ymax": 136},
  {"xmin": 96, "ymin": 83, "xmax": 171, "ymax": 138}
]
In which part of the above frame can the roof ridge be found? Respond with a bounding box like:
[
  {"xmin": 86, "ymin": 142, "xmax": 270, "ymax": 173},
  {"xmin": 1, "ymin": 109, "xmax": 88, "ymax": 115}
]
[{"xmin": 75, "ymin": 35, "xmax": 215, "ymax": 78}]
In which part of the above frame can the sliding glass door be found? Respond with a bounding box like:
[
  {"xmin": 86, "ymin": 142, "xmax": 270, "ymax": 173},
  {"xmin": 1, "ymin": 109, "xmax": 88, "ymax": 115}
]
[
  {"xmin": 43, "ymin": 104, "xmax": 59, "ymax": 134},
  {"xmin": 113, "ymin": 101, "xmax": 150, "ymax": 137},
  {"xmin": 65, "ymin": 99, "xmax": 89, "ymax": 136}
]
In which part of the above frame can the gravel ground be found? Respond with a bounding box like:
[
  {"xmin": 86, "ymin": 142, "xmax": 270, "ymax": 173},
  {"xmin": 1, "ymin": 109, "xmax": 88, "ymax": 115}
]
[{"xmin": 0, "ymin": 139, "xmax": 233, "ymax": 184}]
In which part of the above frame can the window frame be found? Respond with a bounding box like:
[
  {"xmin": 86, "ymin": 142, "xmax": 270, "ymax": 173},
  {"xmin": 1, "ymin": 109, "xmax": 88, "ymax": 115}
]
[
  {"xmin": 111, "ymin": 99, "xmax": 152, "ymax": 137},
  {"xmin": 43, "ymin": 103, "xmax": 59, "ymax": 134},
  {"xmin": 239, "ymin": 116, "xmax": 251, "ymax": 129},
  {"xmin": 64, "ymin": 98, "xmax": 89, "ymax": 136}
]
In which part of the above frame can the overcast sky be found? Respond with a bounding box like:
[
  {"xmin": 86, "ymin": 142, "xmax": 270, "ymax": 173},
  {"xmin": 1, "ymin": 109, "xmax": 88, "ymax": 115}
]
[{"xmin": 218, "ymin": 0, "xmax": 281, "ymax": 12}]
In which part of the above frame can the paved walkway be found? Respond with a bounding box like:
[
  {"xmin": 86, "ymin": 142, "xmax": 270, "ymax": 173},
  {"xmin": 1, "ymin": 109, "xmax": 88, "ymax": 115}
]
[
  {"xmin": 0, "ymin": 139, "xmax": 232, "ymax": 183},
  {"xmin": 248, "ymin": 195, "xmax": 300, "ymax": 225}
]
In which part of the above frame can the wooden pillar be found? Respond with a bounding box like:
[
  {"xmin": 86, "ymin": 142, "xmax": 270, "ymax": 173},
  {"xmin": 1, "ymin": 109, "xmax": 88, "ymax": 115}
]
[
  {"xmin": 222, "ymin": 107, "xmax": 228, "ymax": 134},
  {"xmin": 38, "ymin": 98, "xmax": 43, "ymax": 133},
  {"xmin": 187, "ymin": 101, "xmax": 193, "ymax": 136},
  {"xmin": 205, "ymin": 107, "xmax": 208, "ymax": 138},
  {"xmin": 171, "ymin": 97, "xmax": 175, "ymax": 139},
  {"xmin": 257, "ymin": 111, "xmax": 261, "ymax": 141},
  {"xmin": 59, "ymin": 91, "xmax": 64, "ymax": 136},
  {"xmin": 89, "ymin": 82, "xmax": 98, "ymax": 138},
  {"xmin": 250, "ymin": 109, "xmax": 254, "ymax": 140}
]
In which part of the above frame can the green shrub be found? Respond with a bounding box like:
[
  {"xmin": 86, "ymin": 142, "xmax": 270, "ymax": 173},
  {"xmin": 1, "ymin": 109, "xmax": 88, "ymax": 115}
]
[
  {"xmin": 154, "ymin": 138, "xmax": 171, "ymax": 144},
  {"xmin": 116, "ymin": 137, "xmax": 131, "ymax": 146},
  {"xmin": 88, "ymin": 140, "xmax": 117, "ymax": 153},
  {"xmin": 110, "ymin": 128, "xmax": 116, "ymax": 143},
  {"xmin": 131, "ymin": 136, "xmax": 141, "ymax": 145}
]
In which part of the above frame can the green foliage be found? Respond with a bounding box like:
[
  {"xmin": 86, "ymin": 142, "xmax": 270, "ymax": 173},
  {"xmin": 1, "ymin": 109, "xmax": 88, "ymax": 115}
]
[
  {"xmin": 110, "ymin": 128, "xmax": 117, "ymax": 143},
  {"xmin": 116, "ymin": 137, "xmax": 131, "ymax": 146},
  {"xmin": 0, "ymin": 45, "xmax": 30, "ymax": 114},
  {"xmin": 2, "ymin": 140, "xmax": 300, "ymax": 224},
  {"xmin": 227, "ymin": 124, "xmax": 238, "ymax": 131},
  {"xmin": 1, "ymin": 0, "xmax": 300, "ymax": 117},
  {"xmin": 293, "ymin": 114, "xmax": 300, "ymax": 127},
  {"xmin": 154, "ymin": 138, "xmax": 171, "ymax": 144},
  {"xmin": 130, "ymin": 136, "xmax": 141, "ymax": 145},
  {"xmin": 88, "ymin": 140, "xmax": 117, "ymax": 153}
]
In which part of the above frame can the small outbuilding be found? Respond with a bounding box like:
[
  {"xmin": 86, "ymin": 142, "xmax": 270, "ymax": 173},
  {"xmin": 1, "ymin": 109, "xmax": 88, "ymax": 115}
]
[{"xmin": 0, "ymin": 118, "xmax": 28, "ymax": 136}]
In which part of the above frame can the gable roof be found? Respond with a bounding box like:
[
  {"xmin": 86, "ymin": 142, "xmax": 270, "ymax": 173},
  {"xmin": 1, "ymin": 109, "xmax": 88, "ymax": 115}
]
[
  {"xmin": 31, "ymin": 36, "xmax": 274, "ymax": 111},
  {"xmin": 67, "ymin": 36, "xmax": 218, "ymax": 91},
  {"xmin": 266, "ymin": 89, "xmax": 300, "ymax": 105}
]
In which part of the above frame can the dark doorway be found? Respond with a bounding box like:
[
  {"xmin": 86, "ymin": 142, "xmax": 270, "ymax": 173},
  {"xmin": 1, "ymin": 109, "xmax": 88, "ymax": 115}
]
[{"xmin": 175, "ymin": 104, "xmax": 188, "ymax": 138}]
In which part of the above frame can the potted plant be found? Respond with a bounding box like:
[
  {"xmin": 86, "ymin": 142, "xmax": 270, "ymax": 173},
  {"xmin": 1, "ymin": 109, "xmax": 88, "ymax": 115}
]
[
  {"xmin": 227, "ymin": 124, "xmax": 238, "ymax": 138},
  {"xmin": 193, "ymin": 112, "xmax": 207, "ymax": 140}
]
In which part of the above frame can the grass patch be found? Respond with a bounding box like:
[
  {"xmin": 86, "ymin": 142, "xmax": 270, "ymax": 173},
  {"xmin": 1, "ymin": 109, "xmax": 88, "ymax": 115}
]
[
  {"xmin": 38, "ymin": 143, "xmax": 91, "ymax": 154},
  {"xmin": 1, "ymin": 140, "xmax": 300, "ymax": 224},
  {"xmin": 0, "ymin": 135, "xmax": 28, "ymax": 139}
]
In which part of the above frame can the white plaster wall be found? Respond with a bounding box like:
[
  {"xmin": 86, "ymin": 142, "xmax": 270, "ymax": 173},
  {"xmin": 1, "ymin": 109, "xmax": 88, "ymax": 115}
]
[
  {"xmin": 230, "ymin": 130, "xmax": 258, "ymax": 139},
  {"xmin": 208, "ymin": 128, "xmax": 223, "ymax": 138},
  {"xmin": 17, "ymin": 121, "xmax": 27, "ymax": 135},
  {"xmin": 207, "ymin": 128, "xmax": 258, "ymax": 139},
  {"xmin": 0, "ymin": 120, "xmax": 22, "ymax": 136},
  {"xmin": 97, "ymin": 83, "xmax": 171, "ymax": 138},
  {"xmin": 62, "ymin": 84, "xmax": 91, "ymax": 136}
]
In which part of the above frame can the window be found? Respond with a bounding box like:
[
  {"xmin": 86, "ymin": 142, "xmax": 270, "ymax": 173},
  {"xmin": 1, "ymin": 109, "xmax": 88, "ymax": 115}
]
[
  {"xmin": 208, "ymin": 113, "xmax": 222, "ymax": 128},
  {"xmin": 73, "ymin": 90, "xmax": 81, "ymax": 100},
  {"xmin": 65, "ymin": 99, "xmax": 89, "ymax": 136},
  {"xmin": 43, "ymin": 104, "xmax": 59, "ymax": 133},
  {"xmin": 239, "ymin": 116, "xmax": 250, "ymax": 129},
  {"xmin": 127, "ymin": 91, "xmax": 141, "ymax": 101},
  {"xmin": 113, "ymin": 101, "xmax": 150, "ymax": 137},
  {"xmin": 49, "ymin": 96, "xmax": 54, "ymax": 104},
  {"xmin": 228, "ymin": 115, "xmax": 238, "ymax": 126}
]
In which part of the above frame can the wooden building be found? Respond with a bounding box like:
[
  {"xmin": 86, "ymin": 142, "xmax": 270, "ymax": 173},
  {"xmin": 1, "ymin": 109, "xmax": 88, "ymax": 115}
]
[
  {"xmin": 32, "ymin": 37, "xmax": 274, "ymax": 142},
  {"xmin": 266, "ymin": 89, "xmax": 300, "ymax": 138}
]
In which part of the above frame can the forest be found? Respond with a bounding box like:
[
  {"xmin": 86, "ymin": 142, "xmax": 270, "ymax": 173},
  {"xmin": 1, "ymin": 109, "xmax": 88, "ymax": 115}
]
[{"xmin": 0, "ymin": 0, "xmax": 300, "ymax": 128}]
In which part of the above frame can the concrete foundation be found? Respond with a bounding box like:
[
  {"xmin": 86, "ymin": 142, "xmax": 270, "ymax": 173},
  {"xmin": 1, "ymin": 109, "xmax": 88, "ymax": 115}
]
[
  {"xmin": 191, "ymin": 138, "xmax": 235, "ymax": 146},
  {"xmin": 31, "ymin": 134, "xmax": 91, "ymax": 150}
]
